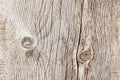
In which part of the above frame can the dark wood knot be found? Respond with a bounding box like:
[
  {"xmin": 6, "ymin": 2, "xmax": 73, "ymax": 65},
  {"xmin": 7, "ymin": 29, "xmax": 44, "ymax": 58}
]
[
  {"xmin": 21, "ymin": 36, "xmax": 34, "ymax": 49},
  {"xmin": 78, "ymin": 50, "xmax": 93, "ymax": 62}
]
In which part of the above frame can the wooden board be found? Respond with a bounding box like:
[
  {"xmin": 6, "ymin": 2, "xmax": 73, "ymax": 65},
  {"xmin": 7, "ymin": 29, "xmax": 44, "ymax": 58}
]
[{"xmin": 0, "ymin": 0, "xmax": 120, "ymax": 80}]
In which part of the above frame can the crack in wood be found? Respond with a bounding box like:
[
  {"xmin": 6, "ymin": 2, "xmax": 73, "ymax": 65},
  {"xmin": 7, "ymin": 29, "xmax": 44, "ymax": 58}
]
[{"xmin": 76, "ymin": 0, "xmax": 85, "ymax": 80}]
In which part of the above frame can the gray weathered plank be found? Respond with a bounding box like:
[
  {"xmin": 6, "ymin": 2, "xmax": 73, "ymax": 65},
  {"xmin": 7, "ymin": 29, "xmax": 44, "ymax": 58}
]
[{"xmin": 0, "ymin": 0, "xmax": 120, "ymax": 80}]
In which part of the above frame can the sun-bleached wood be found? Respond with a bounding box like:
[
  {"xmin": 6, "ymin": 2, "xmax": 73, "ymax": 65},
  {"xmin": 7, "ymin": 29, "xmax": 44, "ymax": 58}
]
[{"xmin": 0, "ymin": 0, "xmax": 120, "ymax": 80}]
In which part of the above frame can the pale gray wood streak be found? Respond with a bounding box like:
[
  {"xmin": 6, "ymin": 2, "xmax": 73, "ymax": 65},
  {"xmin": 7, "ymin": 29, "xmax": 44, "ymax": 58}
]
[
  {"xmin": 0, "ymin": 0, "xmax": 120, "ymax": 80},
  {"xmin": 77, "ymin": 0, "xmax": 120, "ymax": 80},
  {"xmin": 0, "ymin": 0, "xmax": 82, "ymax": 80}
]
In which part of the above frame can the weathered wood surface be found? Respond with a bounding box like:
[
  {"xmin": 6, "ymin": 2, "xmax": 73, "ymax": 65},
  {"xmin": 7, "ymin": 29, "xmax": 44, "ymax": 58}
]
[{"xmin": 0, "ymin": 0, "xmax": 120, "ymax": 80}]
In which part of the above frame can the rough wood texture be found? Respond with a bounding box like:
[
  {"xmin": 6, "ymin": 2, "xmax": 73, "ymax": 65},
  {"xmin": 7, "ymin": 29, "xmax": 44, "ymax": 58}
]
[{"xmin": 0, "ymin": 0, "xmax": 120, "ymax": 80}]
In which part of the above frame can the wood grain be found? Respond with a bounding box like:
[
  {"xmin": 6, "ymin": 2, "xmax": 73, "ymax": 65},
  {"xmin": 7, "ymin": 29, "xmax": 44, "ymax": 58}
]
[{"xmin": 0, "ymin": 0, "xmax": 120, "ymax": 80}]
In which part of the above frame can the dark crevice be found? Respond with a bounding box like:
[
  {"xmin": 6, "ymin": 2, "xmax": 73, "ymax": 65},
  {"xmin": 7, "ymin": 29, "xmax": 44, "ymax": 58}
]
[
  {"xmin": 37, "ymin": 52, "xmax": 41, "ymax": 65},
  {"xmin": 71, "ymin": 59, "xmax": 73, "ymax": 80},
  {"xmin": 65, "ymin": 61, "xmax": 68, "ymax": 80},
  {"xmin": 76, "ymin": 0, "xmax": 85, "ymax": 80}
]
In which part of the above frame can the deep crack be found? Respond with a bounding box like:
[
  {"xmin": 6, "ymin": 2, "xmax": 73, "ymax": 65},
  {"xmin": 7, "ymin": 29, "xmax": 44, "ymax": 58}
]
[{"xmin": 76, "ymin": 0, "xmax": 85, "ymax": 80}]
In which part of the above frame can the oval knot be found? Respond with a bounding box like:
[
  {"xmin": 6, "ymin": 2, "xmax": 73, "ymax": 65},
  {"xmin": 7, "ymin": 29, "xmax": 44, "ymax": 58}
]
[{"xmin": 21, "ymin": 36, "xmax": 36, "ymax": 49}]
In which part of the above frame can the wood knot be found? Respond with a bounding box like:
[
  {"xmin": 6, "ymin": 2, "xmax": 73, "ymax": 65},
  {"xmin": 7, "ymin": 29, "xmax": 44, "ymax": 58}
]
[
  {"xmin": 26, "ymin": 50, "xmax": 33, "ymax": 58},
  {"xmin": 78, "ymin": 50, "xmax": 93, "ymax": 63},
  {"xmin": 21, "ymin": 36, "xmax": 35, "ymax": 49}
]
